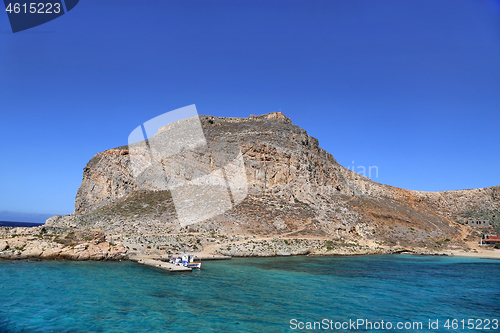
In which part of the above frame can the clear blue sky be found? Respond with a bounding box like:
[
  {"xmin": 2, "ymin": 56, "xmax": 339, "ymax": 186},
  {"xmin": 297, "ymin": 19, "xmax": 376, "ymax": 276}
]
[{"xmin": 1, "ymin": 0, "xmax": 499, "ymax": 222}]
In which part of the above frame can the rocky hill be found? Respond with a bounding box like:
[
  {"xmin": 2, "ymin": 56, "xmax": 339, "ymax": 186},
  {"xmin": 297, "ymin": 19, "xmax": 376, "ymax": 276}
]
[{"xmin": 2, "ymin": 112, "xmax": 499, "ymax": 260}]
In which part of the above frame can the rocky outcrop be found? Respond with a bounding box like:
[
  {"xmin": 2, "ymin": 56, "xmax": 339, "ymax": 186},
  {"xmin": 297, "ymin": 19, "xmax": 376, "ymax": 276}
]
[
  {"xmin": 0, "ymin": 226, "xmax": 127, "ymax": 260},
  {"xmin": 74, "ymin": 112, "xmax": 499, "ymax": 217},
  {"xmin": 6, "ymin": 112, "xmax": 499, "ymax": 260},
  {"xmin": 74, "ymin": 149, "xmax": 135, "ymax": 215}
]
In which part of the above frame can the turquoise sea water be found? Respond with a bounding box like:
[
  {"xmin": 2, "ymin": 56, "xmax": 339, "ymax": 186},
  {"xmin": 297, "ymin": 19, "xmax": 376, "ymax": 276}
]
[{"xmin": 0, "ymin": 255, "xmax": 499, "ymax": 332}]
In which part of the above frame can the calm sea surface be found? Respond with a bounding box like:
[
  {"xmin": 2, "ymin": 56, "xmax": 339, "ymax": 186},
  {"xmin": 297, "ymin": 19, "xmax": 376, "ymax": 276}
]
[
  {"xmin": 0, "ymin": 222, "xmax": 44, "ymax": 228},
  {"xmin": 0, "ymin": 255, "xmax": 499, "ymax": 332}
]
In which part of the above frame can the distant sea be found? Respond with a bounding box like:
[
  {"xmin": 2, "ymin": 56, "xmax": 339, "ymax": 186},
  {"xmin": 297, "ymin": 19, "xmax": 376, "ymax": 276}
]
[
  {"xmin": 0, "ymin": 221, "xmax": 44, "ymax": 228},
  {"xmin": 0, "ymin": 255, "xmax": 499, "ymax": 333}
]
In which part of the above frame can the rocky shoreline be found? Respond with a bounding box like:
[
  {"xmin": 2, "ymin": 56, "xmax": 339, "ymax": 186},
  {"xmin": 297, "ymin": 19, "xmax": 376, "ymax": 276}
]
[
  {"xmin": 2, "ymin": 225, "xmax": 481, "ymax": 262},
  {"xmin": 0, "ymin": 226, "xmax": 127, "ymax": 261}
]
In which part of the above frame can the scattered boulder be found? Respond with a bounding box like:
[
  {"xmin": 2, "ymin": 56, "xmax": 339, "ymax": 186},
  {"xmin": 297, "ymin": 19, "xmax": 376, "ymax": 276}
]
[{"xmin": 0, "ymin": 240, "xmax": 8, "ymax": 252}]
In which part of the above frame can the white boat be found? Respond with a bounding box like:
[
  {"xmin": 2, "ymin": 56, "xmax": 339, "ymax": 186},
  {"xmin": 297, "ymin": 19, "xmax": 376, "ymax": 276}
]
[{"xmin": 169, "ymin": 253, "xmax": 201, "ymax": 269}]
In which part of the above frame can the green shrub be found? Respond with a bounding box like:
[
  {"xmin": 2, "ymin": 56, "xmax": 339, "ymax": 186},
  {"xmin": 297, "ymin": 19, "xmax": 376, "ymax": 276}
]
[{"xmin": 495, "ymin": 243, "xmax": 500, "ymax": 249}]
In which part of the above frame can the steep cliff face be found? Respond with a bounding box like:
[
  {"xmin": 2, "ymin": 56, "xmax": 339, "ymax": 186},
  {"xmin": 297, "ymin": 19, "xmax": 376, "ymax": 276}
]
[
  {"xmin": 74, "ymin": 112, "xmax": 347, "ymax": 215},
  {"xmin": 61, "ymin": 112, "xmax": 499, "ymax": 256},
  {"xmin": 74, "ymin": 149, "xmax": 135, "ymax": 215}
]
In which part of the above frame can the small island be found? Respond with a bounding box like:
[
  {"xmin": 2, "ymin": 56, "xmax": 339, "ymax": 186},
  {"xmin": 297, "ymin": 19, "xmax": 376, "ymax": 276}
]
[{"xmin": 1, "ymin": 113, "xmax": 499, "ymax": 262}]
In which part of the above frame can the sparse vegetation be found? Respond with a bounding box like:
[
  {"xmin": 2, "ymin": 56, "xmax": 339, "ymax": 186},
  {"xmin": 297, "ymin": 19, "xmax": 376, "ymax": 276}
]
[
  {"xmin": 324, "ymin": 240, "xmax": 334, "ymax": 251},
  {"xmin": 82, "ymin": 190, "xmax": 174, "ymax": 224}
]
